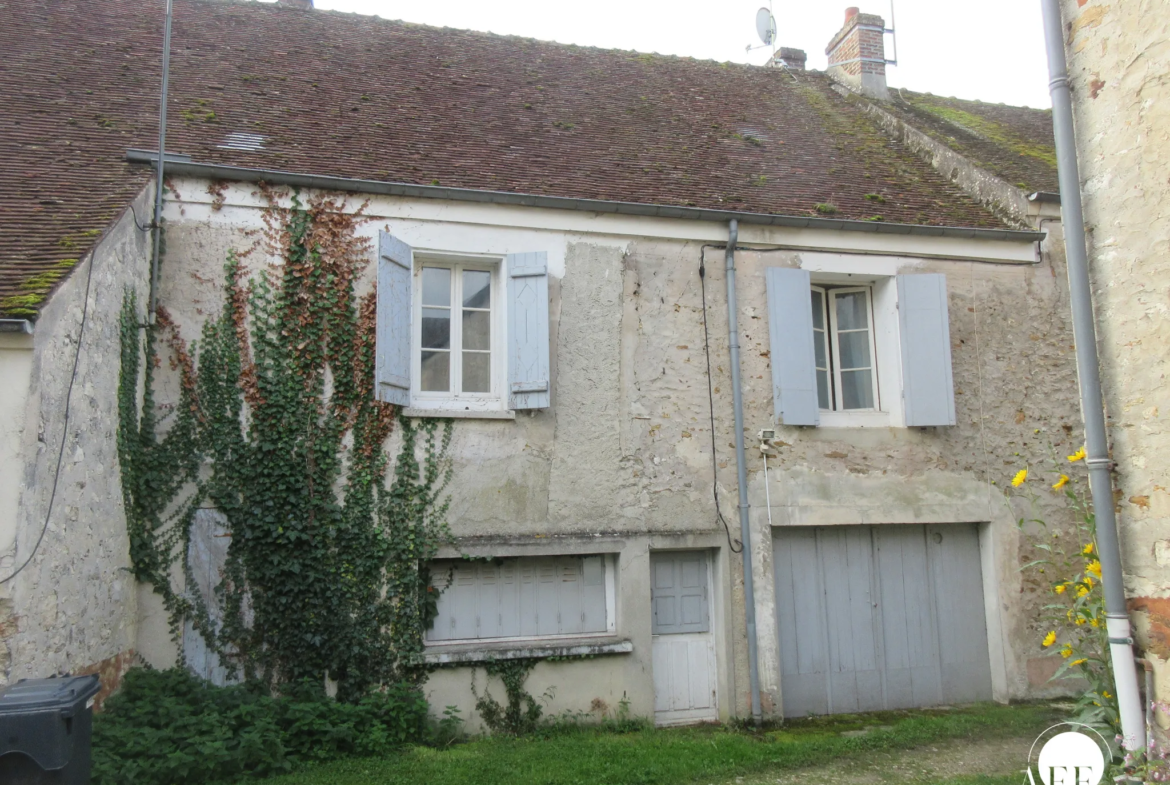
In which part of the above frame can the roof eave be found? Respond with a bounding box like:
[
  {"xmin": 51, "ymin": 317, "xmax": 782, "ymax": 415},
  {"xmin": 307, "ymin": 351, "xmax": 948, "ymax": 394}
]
[{"xmin": 126, "ymin": 150, "xmax": 1046, "ymax": 243}]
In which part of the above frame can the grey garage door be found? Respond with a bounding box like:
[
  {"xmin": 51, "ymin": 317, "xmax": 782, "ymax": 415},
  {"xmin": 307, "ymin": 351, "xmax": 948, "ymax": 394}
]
[{"xmin": 773, "ymin": 524, "xmax": 993, "ymax": 716}]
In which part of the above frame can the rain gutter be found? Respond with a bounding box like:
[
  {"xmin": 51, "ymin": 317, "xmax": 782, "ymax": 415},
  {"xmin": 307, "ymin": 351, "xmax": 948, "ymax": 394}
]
[
  {"xmin": 125, "ymin": 150, "xmax": 1045, "ymax": 243},
  {"xmin": 1041, "ymin": 0, "xmax": 1145, "ymax": 751},
  {"xmin": 0, "ymin": 319, "xmax": 34, "ymax": 334},
  {"xmin": 723, "ymin": 219, "xmax": 762, "ymax": 724}
]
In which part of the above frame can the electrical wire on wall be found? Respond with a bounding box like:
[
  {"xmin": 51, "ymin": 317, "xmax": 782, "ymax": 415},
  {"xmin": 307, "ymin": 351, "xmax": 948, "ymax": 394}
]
[
  {"xmin": 699, "ymin": 246, "xmax": 742, "ymax": 554},
  {"xmin": 0, "ymin": 249, "xmax": 102, "ymax": 586},
  {"xmin": 0, "ymin": 0, "xmax": 173, "ymax": 585}
]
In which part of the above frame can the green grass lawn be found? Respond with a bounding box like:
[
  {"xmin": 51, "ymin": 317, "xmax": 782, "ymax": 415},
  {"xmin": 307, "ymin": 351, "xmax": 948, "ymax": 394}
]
[{"xmin": 255, "ymin": 702, "xmax": 1060, "ymax": 785}]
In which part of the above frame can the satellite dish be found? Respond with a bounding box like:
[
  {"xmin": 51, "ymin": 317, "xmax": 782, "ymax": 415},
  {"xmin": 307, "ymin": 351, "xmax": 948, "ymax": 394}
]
[{"xmin": 755, "ymin": 7, "xmax": 776, "ymax": 46}]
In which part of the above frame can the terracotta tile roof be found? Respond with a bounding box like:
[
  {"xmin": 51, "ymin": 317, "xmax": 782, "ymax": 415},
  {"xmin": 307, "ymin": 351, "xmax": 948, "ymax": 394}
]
[
  {"xmin": 1, "ymin": 0, "xmax": 1016, "ymax": 319},
  {"xmin": 882, "ymin": 89, "xmax": 1058, "ymax": 193}
]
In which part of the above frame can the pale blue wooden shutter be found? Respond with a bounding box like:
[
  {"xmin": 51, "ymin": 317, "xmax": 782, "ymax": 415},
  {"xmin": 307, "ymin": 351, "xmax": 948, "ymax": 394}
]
[
  {"xmin": 897, "ymin": 273, "xmax": 956, "ymax": 426},
  {"xmin": 507, "ymin": 252, "xmax": 550, "ymax": 409},
  {"xmin": 765, "ymin": 267, "xmax": 819, "ymax": 426},
  {"xmin": 376, "ymin": 232, "xmax": 412, "ymax": 406}
]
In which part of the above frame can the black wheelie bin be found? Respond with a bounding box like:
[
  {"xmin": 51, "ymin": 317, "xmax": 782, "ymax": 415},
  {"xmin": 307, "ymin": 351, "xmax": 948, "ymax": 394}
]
[{"xmin": 0, "ymin": 674, "xmax": 102, "ymax": 784}]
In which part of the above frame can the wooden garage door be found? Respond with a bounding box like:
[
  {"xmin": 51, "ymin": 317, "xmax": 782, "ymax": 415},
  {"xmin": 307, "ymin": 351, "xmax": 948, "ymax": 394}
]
[{"xmin": 773, "ymin": 524, "xmax": 992, "ymax": 716}]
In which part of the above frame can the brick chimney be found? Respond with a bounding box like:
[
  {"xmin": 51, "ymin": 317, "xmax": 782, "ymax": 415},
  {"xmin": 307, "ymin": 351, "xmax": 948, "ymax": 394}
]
[
  {"xmin": 825, "ymin": 7, "xmax": 888, "ymax": 100},
  {"xmin": 772, "ymin": 47, "xmax": 807, "ymax": 71}
]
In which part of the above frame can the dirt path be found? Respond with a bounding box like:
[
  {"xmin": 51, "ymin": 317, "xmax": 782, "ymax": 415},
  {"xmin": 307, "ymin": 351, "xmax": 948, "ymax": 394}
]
[{"xmin": 732, "ymin": 734, "xmax": 1032, "ymax": 785}]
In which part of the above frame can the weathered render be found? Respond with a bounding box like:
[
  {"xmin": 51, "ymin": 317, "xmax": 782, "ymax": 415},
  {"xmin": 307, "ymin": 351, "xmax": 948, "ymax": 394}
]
[
  {"xmin": 1059, "ymin": 0, "xmax": 1170, "ymax": 725},
  {"xmin": 0, "ymin": 186, "xmax": 153, "ymax": 698},
  {"xmin": 0, "ymin": 0, "xmax": 1094, "ymax": 729},
  {"xmin": 138, "ymin": 179, "xmax": 1081, "ymax": 726}
]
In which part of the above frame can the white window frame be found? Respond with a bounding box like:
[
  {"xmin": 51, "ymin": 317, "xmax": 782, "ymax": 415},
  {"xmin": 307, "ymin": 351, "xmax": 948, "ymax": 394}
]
[
  {"xmin": 802, "ymin": 256, "xmax": 907, "ymax": 429},
  {"xmin": 810, "ymin": 286, "xmax": 833, "ymax": 412},
  {"xmin": 425, "ymin": 554, "xmax": 619, "ymax": 647},
  {"xmin": 811, "ymin": 284, "xmax": 882, "ymax": 414},
  {"xmin": 827, "ymin": 286, "xmax": 881, "ymax": 413},
  {"xmin": 411, "ymin": 253, "xmax": 506, "ymax": 413}
]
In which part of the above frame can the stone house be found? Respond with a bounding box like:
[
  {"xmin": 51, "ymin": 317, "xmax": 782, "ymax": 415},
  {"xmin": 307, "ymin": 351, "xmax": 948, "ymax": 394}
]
[
  {"xmin": 0, "ymin": 0, "xmax": 1083, "ymax": 725},
  {"xmin": 1056, "ymin": 0, "xmax": 1170, "ymax": 728}
]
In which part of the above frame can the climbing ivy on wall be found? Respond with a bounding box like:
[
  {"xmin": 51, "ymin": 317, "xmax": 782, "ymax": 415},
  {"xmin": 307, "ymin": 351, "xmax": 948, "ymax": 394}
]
[{"xmin": 118, "ymin": 190, "xmax": 454, "ymax": 699}]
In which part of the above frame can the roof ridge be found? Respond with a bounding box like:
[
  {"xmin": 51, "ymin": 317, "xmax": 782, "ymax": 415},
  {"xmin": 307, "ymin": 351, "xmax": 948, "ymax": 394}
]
[{"xmin": 183, "ymin": 0, "xmax": 773, "ymax": 73}]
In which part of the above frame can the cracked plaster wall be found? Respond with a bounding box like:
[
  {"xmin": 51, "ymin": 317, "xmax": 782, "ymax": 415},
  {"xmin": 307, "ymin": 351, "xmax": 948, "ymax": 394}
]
[
  {"xmin": 152, "ymin": 181, "xmax": 1081, "ymax": 722},
  {"xmin": 1060, "ymin": 0, "xmax": 1170, "ymax": 723},
  {"xmin": 0, "ymin": 185, "xmax": 151, "ymax": 688}
]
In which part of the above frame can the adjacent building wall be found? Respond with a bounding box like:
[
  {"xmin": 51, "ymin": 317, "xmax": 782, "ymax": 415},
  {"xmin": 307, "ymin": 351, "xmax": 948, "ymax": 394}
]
[
  {"xmin": 1060, "ymin": 0, "xmax": 1170, "ymax": 726},
  {"xmin": 153, "ymin": 179, "xmax": 1078, "ymax": 725},
  {"xmin": 0, "ymin": 185, "xmax": 153, "ymax": 696}
]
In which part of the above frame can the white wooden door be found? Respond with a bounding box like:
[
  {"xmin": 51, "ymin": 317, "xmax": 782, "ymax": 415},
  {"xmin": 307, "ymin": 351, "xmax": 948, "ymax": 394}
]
[{"xmin": 651, "ymin": 552, "xmax": 718, "ymax": 725}]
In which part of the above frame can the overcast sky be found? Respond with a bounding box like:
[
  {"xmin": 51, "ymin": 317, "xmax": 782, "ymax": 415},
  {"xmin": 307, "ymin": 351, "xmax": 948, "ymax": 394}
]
[{"xmin": 311, "ymin": 0, "xmax": 1052, "ymax": 109}]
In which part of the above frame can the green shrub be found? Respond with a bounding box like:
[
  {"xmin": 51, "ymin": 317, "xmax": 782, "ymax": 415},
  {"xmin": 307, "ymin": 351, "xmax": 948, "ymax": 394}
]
[{"xmin": 92, "ymin": 668, "xmax": 428, "ymax": 785}]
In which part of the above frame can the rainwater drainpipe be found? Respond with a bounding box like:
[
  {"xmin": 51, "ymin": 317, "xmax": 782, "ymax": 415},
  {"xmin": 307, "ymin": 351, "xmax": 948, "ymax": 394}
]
[
  {"xmin": 725, "ymin": 219, "xmax": 763, "ymax": 723},
  {"xmin": 1040, "ymin": 0, "xmax": 1145, "ymax": 751},
  {"xmin": 149, "ymin": 0, "xmax": 174, "ymax": 319}
]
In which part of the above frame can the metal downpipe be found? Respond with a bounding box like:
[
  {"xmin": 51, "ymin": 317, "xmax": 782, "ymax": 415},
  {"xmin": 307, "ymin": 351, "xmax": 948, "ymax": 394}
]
[
  {"xmin": 149, "ymin": 0, "xmax": 174, "ymax": 319},
  {"xmin": 725, "ymin": 219, "xmax": 763, "ymax": 723},
  {"xmin": 1040, "ymin": 0, "xmax": 1145, "ymax": 751}
]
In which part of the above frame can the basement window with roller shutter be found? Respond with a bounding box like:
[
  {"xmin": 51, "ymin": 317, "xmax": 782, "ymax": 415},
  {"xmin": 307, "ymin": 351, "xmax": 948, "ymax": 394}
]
[
  {"xmin": 426, "ymin": 556, "xmax": 617, "ymax": 644},
  {"xmin": 766, "ymin": 265, "xmax": 956, "ymax": 428},
  {"xmin": 375, "ymin": 232, "xmax": 551, "ymax": 415}
]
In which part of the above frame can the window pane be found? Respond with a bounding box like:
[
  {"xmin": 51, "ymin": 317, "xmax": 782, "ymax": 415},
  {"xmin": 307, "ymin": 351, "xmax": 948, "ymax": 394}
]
[
  {"xmin": 421, "ymin": 351, "xmax": 450, "ymax": 392},
  {"xmin": 421, "ymin": 307, "xmax": 450, "ymax": 349},
  {"xmin": 816, "ymin": 369, "xmax": 831, "ymax": 410},
  {"xmin": 811, "ymin": 290, "xmax": 824, "ymax": 330},
  {"xmin": 840, "ymin": 369, "xmax": 874, "ymax": 409},
  {"xmin": 462, "ymin": 309, "xmax": 491, "ymax": 351},
  {"xmin": 463, "ymin": 270, "xmax": 491, "ymax": 309},
  {"xmin": 834, "ymin": 290, "xmax": 868, "ymax": 331},
  {"xmin": 462, "ymin": 352, "xmax": 491, "ymax": 393},
  {"xmin": 837, "ymin": 330, "xmax": 872, "ymax": 370},
  {"xmin": 813, "ymin": 329, "xmax": 827, "ymax": 369},
  {"xmin": 422, "ymin": 267, "xmax": 451, "ymax": 307}
]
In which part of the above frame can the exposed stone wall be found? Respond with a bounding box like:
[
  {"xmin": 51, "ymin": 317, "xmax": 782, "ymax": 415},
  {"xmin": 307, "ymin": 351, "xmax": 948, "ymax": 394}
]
[
  {"xmin": 0, "ymin": 185, "xmax": 152, "ymax": 690},
  {"xmin": 1060, "ymin": 0, "xmax": 1170, "ymax": 724},
  {"xmin": 151, "ymin": 180, "xmax": 1080, "ymax": 723}
]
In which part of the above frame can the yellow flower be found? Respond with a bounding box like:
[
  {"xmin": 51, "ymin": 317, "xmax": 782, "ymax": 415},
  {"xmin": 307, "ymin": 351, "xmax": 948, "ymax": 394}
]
[
  {"xmin": 1076, "ymin": 617, "xmax": 1087, "ymax": 625},
  {"xmin": 1082, "ymin": 542, "xmax": 1095, "ymax": 556},
  {"xmin": 1084, "ymin": 575, "xmax": 1094, "ymax": 588},
  {"xmin": 1103, "ymin": 691, "xmax": 1112, "ymax": 699},
  {"xmin": 1071, "ymin": 658, "xmax": 1087, "ymax": 666},
  {"xmin": 1012, "ymin": 469, "xmax": 1028, "ymax": 487},
  {"xmin": 1066, "ymin": 609, "xmax": 1074, "ymax": 621},
  {"xmin": 1042, "ymin": 631, "xmax": 1056, "ymax": 647},
  {"xmin": 1053, "ymin": 474, "xmax": 1070, "ymax": 490},
  {"xmin": 1089, "ymin": 618, "xmax": 1100, "ymax": 628},
  {"xmin": 1054, "ymin": 583, "xmax": 1068, "ymax": 595},
  {"xmin": 1086, "ymin": 560, "xmax": 1102, "ymax": 579},
  {"xmin": 1068, "ymin": 447, "xmax": 1087, "ymax": 462},
  {"xmin": 1077, "ymin": 585, "xmax": 1089, "ymax": 598},
  {"xmin": 1061, "ymin": 644, "xmax": 1073, "ymax": 659}
]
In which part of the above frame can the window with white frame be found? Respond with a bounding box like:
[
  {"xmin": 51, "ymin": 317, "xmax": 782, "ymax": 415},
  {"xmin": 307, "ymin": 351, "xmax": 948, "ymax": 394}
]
[
  {"xmin": 765, "ymin": 264, "xmax": 956, "ymax": 428},
  {"xmin": 375, "ymin": 232, "xmax": 552, "ymax": 414},
  {"xmin": 810, "ymin": 285, "xmax": 880, "ymax": 412},
  {"xmin": 416, "ymin": 260, "xmax": 499, "ymax": 404},
  {"xmin": 426, "ymin": 556, "xmax": 616, "ymax": 644}
]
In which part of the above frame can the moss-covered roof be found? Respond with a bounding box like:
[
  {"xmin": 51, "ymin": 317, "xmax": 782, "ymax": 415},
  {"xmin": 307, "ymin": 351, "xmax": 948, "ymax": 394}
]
[
  {"xmin": 882, "ymin": 90, "xmax": 1058, "ymax": 193},
  {"xmin": 2, "ymin": 0, "xmax": 1021, "ymax": 319}
]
